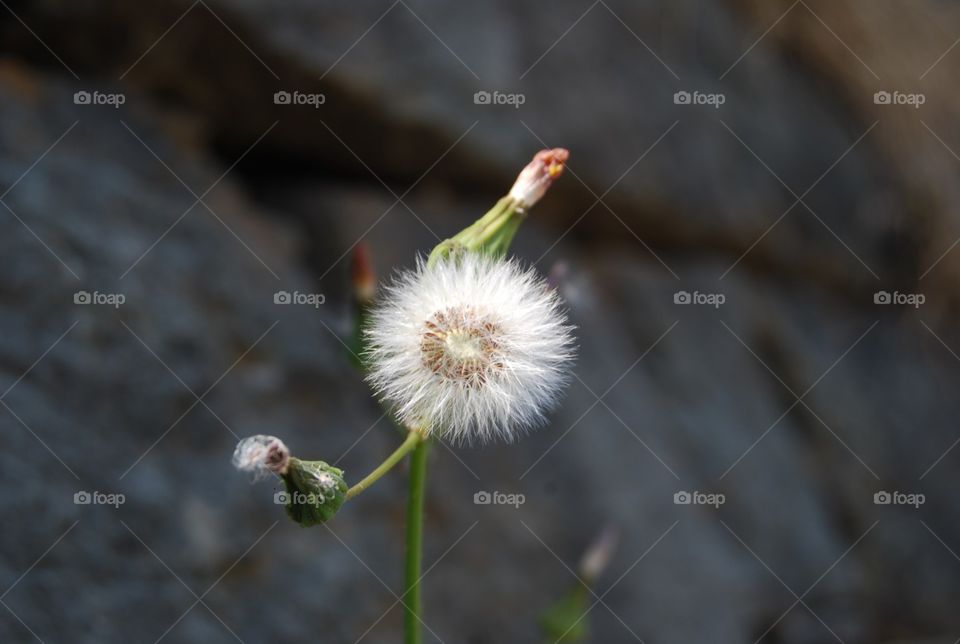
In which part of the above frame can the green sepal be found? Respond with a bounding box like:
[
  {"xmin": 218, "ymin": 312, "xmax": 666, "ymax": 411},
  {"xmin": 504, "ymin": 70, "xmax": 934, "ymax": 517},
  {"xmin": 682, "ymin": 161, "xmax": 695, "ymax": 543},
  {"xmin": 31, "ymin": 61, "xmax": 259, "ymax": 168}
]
[
  {"xmin": 280, "ymin": 458, "xmax": 348, "ymax": 527},
  {"xmin": 427, "ymin": 196, "xmax": 523, "ymax": 266}
]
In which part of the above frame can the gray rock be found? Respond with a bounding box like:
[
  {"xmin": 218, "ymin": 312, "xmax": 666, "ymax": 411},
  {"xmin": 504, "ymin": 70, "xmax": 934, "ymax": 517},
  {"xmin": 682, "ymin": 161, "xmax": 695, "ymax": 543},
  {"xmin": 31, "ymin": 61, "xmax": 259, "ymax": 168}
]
[{"xmin": 0, "ymin": 2, "xmax": 959, "ymax": 643}]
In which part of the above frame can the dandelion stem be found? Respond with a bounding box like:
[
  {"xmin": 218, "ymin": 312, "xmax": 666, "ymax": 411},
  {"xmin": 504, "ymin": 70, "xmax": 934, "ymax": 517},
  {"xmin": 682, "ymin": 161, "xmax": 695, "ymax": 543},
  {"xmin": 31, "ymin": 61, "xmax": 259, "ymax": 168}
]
[
  {"xmin": 404, "ymin": 438, "xmax": 429, "ymax": 644},
  {"xmin": 345, "ymin": 429, "xmax": 423, "ymax": 500}
]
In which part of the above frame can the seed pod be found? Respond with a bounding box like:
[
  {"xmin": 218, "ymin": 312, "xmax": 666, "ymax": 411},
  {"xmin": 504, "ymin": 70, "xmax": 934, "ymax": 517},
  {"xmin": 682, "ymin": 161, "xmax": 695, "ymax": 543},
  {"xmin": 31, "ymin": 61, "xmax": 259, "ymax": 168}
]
[{"xmin": 280, "ymin": 458, "xmax": 348, "ymax": 527}]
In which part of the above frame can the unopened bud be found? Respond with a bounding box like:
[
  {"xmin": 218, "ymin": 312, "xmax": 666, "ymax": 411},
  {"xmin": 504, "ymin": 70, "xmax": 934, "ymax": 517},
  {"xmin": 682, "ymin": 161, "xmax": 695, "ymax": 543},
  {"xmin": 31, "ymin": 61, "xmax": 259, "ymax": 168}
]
[
  {"xmin": 281, "ymin": 458, "xmax": 348, "ymax": 526},
  {"xmin": 427, "ymin": 148, "xmax": 570, "ymax": 265},
  {"xmin": 509, "ymin": 148, "xmax": 569, "ymax": 208},
  {"xmin": 351, "ymin": 241, "xmax": 377, "ymax": 306},
  {"xmin": 232, "ymin": 435, "xmax": 290, "ymax": 478}
]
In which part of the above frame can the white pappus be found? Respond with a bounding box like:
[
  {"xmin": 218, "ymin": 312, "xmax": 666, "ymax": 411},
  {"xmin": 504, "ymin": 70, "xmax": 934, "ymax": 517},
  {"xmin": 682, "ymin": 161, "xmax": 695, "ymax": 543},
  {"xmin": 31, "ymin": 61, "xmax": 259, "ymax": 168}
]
[{"xmin": 364, "ymin": 253, "xmax": 575, "ymax": 444}]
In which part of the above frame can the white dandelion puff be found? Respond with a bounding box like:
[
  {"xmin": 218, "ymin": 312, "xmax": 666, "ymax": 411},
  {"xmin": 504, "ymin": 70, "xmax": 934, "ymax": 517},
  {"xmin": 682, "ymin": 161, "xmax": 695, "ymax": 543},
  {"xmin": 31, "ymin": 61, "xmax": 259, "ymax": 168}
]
[{"xmin": 364, "ymin": 253, "xmax": 575, "ymax": 444}]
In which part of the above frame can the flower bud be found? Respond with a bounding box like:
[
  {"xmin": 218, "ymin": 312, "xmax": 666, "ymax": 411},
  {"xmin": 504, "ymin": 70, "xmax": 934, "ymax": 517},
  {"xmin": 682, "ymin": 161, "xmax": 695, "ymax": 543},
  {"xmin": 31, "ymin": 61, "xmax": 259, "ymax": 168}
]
[
  {"xmin": 509, "ymin": 148, "xmax": 569, "ymax": 208},
  {"xmin": 233, "ymin": 436, "xmax": 349, "ymax": 526},
  {"xmin": 427, "ymin": 149, "xmax": 570, "ymax": 265},
  {"xmin": 349, "ymin": 241, "xmax": 378, "ymax": 366},
  {"xmin": 351, "ymin": 241, "xmax": 377, "ymax": 307},
  {"xmin": 280, "ymin": 458, "xmax": 348, "ymax": 527}
]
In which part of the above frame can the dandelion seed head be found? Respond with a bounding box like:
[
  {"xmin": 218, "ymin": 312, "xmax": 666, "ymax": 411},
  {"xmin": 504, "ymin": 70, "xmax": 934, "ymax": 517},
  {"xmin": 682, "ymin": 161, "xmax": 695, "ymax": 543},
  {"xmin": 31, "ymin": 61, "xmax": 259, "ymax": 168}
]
[
  {"xmin": 365, "ymin": 253, "xmax": 575, "ymax": 444},
  {"xmin": 420, "ymin": 306, "xmax": 504, "ymax": 384}
]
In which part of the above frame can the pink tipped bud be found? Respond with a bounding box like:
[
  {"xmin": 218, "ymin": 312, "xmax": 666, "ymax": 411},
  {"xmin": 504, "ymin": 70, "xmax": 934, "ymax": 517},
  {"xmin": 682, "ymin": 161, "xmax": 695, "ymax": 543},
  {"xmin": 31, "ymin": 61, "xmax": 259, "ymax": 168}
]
[
  {"xmin": 509, "ymin": 148, "xmax": 569, "ymax": 208},
  {"xmin": 351, "ymin": 241, "xmax": 377, "ymax": 305},
  {"xmin": 232, "ymin": 435, "xmax": 290, "ymax": 478}
]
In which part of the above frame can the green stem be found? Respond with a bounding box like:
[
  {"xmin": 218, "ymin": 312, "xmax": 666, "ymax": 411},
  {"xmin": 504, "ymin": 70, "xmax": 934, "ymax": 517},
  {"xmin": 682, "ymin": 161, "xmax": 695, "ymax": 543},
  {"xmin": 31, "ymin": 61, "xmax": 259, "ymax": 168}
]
[
  {"xmin": 345, "ymin": 429, "xmax": 422, "ymax": 500},
  {"xmin": 403, "ymin": 439, "xmax": 429, "ymax": 644}
]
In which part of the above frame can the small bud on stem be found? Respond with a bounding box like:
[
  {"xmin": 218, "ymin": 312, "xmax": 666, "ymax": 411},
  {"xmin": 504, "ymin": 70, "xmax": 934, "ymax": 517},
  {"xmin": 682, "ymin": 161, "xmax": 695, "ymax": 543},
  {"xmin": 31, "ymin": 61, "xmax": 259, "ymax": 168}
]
[
  {"xmin": 509, "ymin": 148, "xmax": 569, "ymax": 209},
  {"xmin": 427, "ymin": 149, "xmax": 570, "ymax": 265},
  {"xmin": 281, "ymin": 458, "xmax": 348, "ymax": 527},
  {"xmin": 233, "ymin": 436, "xmax": 348, "ymax": 526},
  {"xmin": 350, "ymin": 241, "xmax": 378, "ymax": 365},
  {"xmin": 351, "ymin": 241, "xmax": 377, "ymax": 307}
]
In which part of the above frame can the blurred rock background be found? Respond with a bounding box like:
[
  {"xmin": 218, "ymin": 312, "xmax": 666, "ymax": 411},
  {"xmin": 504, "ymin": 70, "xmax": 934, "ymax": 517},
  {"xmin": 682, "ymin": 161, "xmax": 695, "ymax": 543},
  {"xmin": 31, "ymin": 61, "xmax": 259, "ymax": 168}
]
[{"xmin": 1, "ymin": 1, "xmax": 960, "ymax": 642}]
